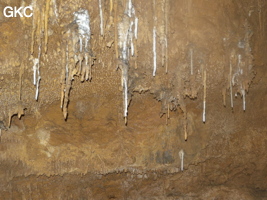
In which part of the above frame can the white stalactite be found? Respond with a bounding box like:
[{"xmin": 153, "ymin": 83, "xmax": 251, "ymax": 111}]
[
  {"xmin": 203, "ymin": 100, "xmax": 206, "ymax": 122},
  {"xmin": 32, "ymin": 58, "xmax": 39, "ymax": 85},
  {"xmin": 179, "ymin": 150, "xmax": 184, "ymax": 171},
  {"xmin": 79, "ymin": 36, "xmax": 83, "ymax": 52},
  {"xmin": 153, "ymin": 27, "xmax": 157, "ymax": 77},
  {"xmin": 131, "ymin": 40, "xmax": 134, "ymax": 56},
  {"xmin": 123, "ymin": 77, "xmax": 128, "ymax": 117},
  {"xmin": 85, "ymin": 53, "xmax": 89, "ymax": 81},
  {"xmin": 190, "ymin": 49, "xmax": 193, "ymax": 75},
  {"xmin": 128, "ymin": 0, "xmax": 132, "ymax": 17},
  {"xmin": 117, "ymin": 2, "xmax": 138, "ymax": 124},
  {"xmin": 242, "ymin": 89, "xmax": 246, "ymax": 111},
  {"xmin": 34, "ymin": 45, "xmax": 41, "ymax": 101},
  {"xmin": 230, "ymin": 61, "xmax": 233, "ymax": 108},
  {"xmin": 123, "ymin": 41, "xmax": 127, "ymax": 60},
  {"xmin": 53, "ymin": 0, "xmax": 58, "ymax": 18},
  {"xmin": 238, "ymin": 55, "xmax": 243, "ymax": 74},
  {"xmin": 134, "ymin": 17, "xmax": 138, "ymax": 39},
  {"xmin": 129, "ymin": 21, "xmax": 134, "ymax": 56},
  {"xmin": 35, "ymin": 76, "xmax": 41, "ymax": 100},
  {"xmin": 203, "ymin": 70, "xmax": 206, "ymax": 123},
  {"xmin": 65, "ymin": 44, "xmax": 69, "ymax": 80},
  {"xmin": 118, "ymin": 16, "xmax": 131, "ymax": 61},
  {"xmin": 99, "ymin": 0, "xmax": 104, "ymax": 36},
  {"xmin": 74, "ymin": 9, "xmax": 91, "ymax": 44}
]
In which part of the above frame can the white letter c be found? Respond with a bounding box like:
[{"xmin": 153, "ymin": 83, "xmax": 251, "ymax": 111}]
[{"xmin": 23, "ymin": 6, "xmax": 33, "ymax": 17}]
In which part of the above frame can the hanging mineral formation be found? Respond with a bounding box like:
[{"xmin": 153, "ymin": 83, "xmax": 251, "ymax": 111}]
[
  {"xmin": 99, "ymin": 0, "xmax": 104, "ymax": 36},
  {"xmin": 31, "ymin": 45, "xmax": 41, "ymax": 101},
  {"xmin": 203, "ymin": 70, "xmax": 206, "ymax": 122},
  {"xmin": 30, "ymin": 0, "xmax": 45, "ymax": 101},
  {"xmin": 153, "ymin": 27, "xmax": 157, "ymax": 77},
  {"xmin": 190, "ymin": 49, "xmax": 193, "ymax": 75},
  {"xmin": 225, "ymin": 22, "xmax": 253, "ymax": 112},
  {"xmin": 134, "ymin": 17, "xmax": 138, "ymax": 39},
  {"xmin": 179, "ymin": 149, "xmax": 184, "ymax": 171},
  {"xmin": 229, "ymin": 59, "xmax": 233, "ymax": 109},
  {"xmin": 61, "ymin": 9, "xmax": 92, "ymax": 119},
  {"xmin": 45, "ymin": 0, "xmax": 51, "ymax": 53},
  {"xmin": 117, "ymin": 0, "xmax": 138, "ymax": 124}
]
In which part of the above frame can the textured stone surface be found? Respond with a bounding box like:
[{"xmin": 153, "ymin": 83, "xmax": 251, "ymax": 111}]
[{"xmin": 0, "ymin": 0, "xmax": 267, "ymax": 199}]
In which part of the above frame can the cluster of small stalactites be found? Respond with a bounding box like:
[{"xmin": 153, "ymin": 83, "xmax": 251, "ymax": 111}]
[{"xmin": 61, "ymin": 8, "xmax": 93, "ymax": 119}]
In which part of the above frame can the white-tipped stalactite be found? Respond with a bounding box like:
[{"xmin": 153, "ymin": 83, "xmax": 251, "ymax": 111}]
[
  {"xmin": 117, "ymin": 0, "xmax": 138, "ymax": 124},
  {"xmin": 153, "ymin": 27, "xmax": 157, "ymax": 77}
]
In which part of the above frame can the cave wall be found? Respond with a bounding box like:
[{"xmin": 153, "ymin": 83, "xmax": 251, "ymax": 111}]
[{"xmin": 0, "ymin": 0, "xmax": 267, "ymax": 199}]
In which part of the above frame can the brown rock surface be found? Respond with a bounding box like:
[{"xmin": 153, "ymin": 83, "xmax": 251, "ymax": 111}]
[{"xmin": 0, "ymin": 0, "xmax": 266, "ymax": 199}]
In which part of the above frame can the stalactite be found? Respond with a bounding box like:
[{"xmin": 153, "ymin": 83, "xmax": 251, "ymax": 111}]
[
  {"xmin": 184, "ymin": 116, "xmax": 187, "ymax": 141},
  {"xmin": 160, "ymin": 29, "xmax": 165, "ymax": 68},
  {"xmin": 179, "ymin": 149, "xmax": 184, "ymax": 171},
  {"xmin": 164, "ymin": 0, "xmax": 168, "ymax": 74},
  {"xmin": 85, "ymin": 53, "xmax": 92, "ymax": 81},
  {"xmin": 110, "ymin": 0, "xmax": 113, "ymax": 14},
  {"xmin": 242, "ymin": 89, "xmax": 246, "ymax": 111},
  {"xmin": 166, "ymin": 103, "xmax": 170, "ymax": 125},
  {"xmin": 99, "ymin": 0, "xmax": 104, "ymax": 36},
  {"xmin": 222, "ymin": 21, "xmax": 253, "ymax": 113},
  {"xmin": 203, "ymin": 70, "xmax": 206, "ymax": 123},
  {"xmin": 19, "ymin": 63, "xmax": 24, "ymax": 101},
  {"xmin": 45, "ymin": 0, "xmax": 51, "ymax": 53},
  {"xmin": 35, "ymin": 72, "xmax": 41, "ymax": 100},
  {"xmin": 190, "ymin": 49, "xmax": 193, "ymax": 75},
  {"xmin": 114, "ymin": 1, "xmax": 119, "ymax": 59},
  {"xmin": 32, "ymin": 58, "xmax": 38, "ymax": 86},
  {"xmin": 134, "ymin": 38, "xmax": 138, "ymax": 69},
  {"xmin": 30, "ymin": 0, "xmax": 51, "ymax": 103},
  {"xmin": 230, "ymin": 59, "xmax": 233, "ymax": 109},
  {"xmin": 153, "ymin": 27, "xmax": 157, "ymax": 77},
  {"xmin": 134, "ymin": 17, "xmax": 138, "ymax": 39},
  {"xmin": 31, "ymin": 45, "xmax": 42, "ymax": 101},
  {"xmin": 8, "ymin": 103, "xmax": 25, "ymax": 127},
  {"xmin": 61, "ymin": 9, "xmax": 93, "ymax": 119},
  {"xmin": 31, "ymin": 14, "xmax": 37, "ymax": 54},
  {"xmin": 61, "ymin": 44, "xmax": 68, "ymax": 109},
  {"xmin": 35, "ymin": 45, "xmax": 42, "ymax": 101},
  {"xmin": 123, "ymin": 75, "xmax": 128, "ymax": 123},
  {"xmin": 222, "ymin": 88, "xmax": 226, "ymax": 106},
  {"xmin": 117, "ymin": 0, "xmax": 138, "ymax": 123},
  {"xmin": 152, "ymin": 0, "xmax": 157, "ymax": 77},
  {"xmin": 129, "ymin": 22, "xmax": 134, "ymax": 56},
  {"xmin": 52, "ymin": 0, "xmax": 58, "ymax": 20},
  {"xmin": 127, "ymin": 0, "xmax": 132, "ymax": 17}
]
